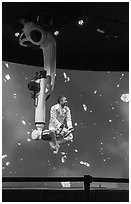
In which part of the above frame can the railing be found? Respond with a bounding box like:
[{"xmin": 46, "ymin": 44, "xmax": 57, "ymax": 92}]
[{"xmin": 2, "ymin": 175, "xmax": 129, "ymax": 201}]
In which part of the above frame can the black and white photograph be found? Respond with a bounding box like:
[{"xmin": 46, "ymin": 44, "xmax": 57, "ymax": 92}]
[{"xmin": 2, "ymin": 1, "xmax": 129, "ymax": 202}]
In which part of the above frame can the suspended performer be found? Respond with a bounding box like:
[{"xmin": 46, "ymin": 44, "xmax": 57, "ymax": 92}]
[{"xmin": 42, "ymin": 95, "xmax": 74, "ymax": 154}]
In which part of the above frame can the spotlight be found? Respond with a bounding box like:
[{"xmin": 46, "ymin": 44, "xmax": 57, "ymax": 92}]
[
  {"xmin": 78, "ymin": 20, "xmax": 84, "ymax": 25},
  {"xmin": 15, "ymin": 32, "xmax": 20, "ymax": 37},
  {"xmin": 54, "ymin": 31, "xmax": 59, "ymax": 36}
]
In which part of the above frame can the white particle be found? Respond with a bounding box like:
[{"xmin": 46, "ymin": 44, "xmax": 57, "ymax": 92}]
[
  {"xmin": 109, "ymin": 119, "xmax": 112, "ymax": 123},
  {"xmin": 13, "ymin": 93, "xmax": 17, "ymax": 99},
  {"xmin": 5, "ymin": 63, "xmax": 9, "ymax": 68},
  {"xmin": 10, "ymin": 171, "xmax": 12, "ymax": 174},
  {"xmin": 90, "ymin": 110, "xmax": 93, "ymax": 113},
  {"xmin": 97, "ymin": 28, "xmax": 105, "ymax": 33},
  {"xmin": 74, "ymin": 123, "xmax": 77, "ymax": 126},
  {"xmin": 53, "ymin": 167, "xmax": 56, "ymax": 170},
  {"xmin": 63, "ymin": 72, "xmax": 67, "ymax": 78},
  {"xmin": 18, "ymin": 142, "xmax": 21, "ymax": 146},
  {"xmin": 61, "ymin": 152, "xmax": 66, "ymax": 155},
  {"xmin": 122, "ymin": 74, "xmax": 124, "ymax": 77},
  {"xmin": 20, "ymin": 158, "xmax": 23, "ymax": 161},
  {"xmin": 100, "ymin": 148, "xmax": 103, "ymax": 151},
  {"xmin": 94, "ymin": 90, "xmax": 97, "ymax": 94},
  {"xmin": 2, "ymin": 155, "xmax": 7, "ymax": 159},
  {"xmin": 122, "ymin": 119, "xmax": 125, "ymax": 122},
  {"xmin": 25, "ymin": 77, "xmax": 28, "ymax": 80},
  {"xmin": 114, "ymin": 137, "xmax": 116, "ymax": 139},
  {"xmin": 61, "ymin": 155, "xmax": 67, "ymax": 163},
  {"xmin": 2, "ymin": 167, "xmax": 5, "ymax": 170},
  {"xmin": 101, "ymin": 152, "xmax": 103, "ymax": 155},
  {"xmin": 100, "ymin": 94, "xmax": 102, "ymax": 97},
  {"xmin": 78, "ymin": 20, "xmax": 84, "ymax": 25},
  {"xmin": 117, "ymin": 84, "xmax": 120, "ymax": 87},
  {"xmin": 107, "ymin": 71, "xmax": 110, "ymax": 74},
  {"xmin": 5, "ymin": 74, "xmax": 11, "ymax": 80},
  {"xmin": 22, "ymin": 120, "xmax": 26, "ymax": 125},
  {"xmin": 103, "ymin": 159, "xmax": 106, "ymax": 162},
  {"xmin": 80, "ymin": 161, "xmax": 90, "ymax": 167},
  {"xmin": 67, "ymin": 143, "xmax": 70, "ymax": 146},
  {"xmin": 74, "ymin": 149, "xmax": 78, "ymax": 152},
  {"xmin": 112, "ymin": 107, "xmax": 115, "ymax": 110},
  {"xmin": 101, "ymin": 142, "xmax": 103, "ymax": 145},
  {"xmin": 16, "ymin": 113, "xmax": 18, "ymax": 116},
  {"xmin": 6, "ymin": 162, "xmax": 10, "ymax": 166},
  {"xmin": 115, "ymin": 101, "xmax": 118, "ymax": 104},
  {"xmin": 108, "ymin": 157, "xmax": 110, "ymax": 160},
  {"xmin": 120, "ymin": 94, "xmax": 129, "ymax": 102},
  {"xmin": 83, "ymin": 104, "xmax": 87, "ymax": 111},
  {"xmin": 27, "ymin": 138, "xmax": 31, "ymax": 142},
  {"xmin": 27, "ymin": 131, "xmax": 30, "ymax": 135},
  {"xmin": 54, "ymin": 31, "xmax": 59, "ymax": 36}
]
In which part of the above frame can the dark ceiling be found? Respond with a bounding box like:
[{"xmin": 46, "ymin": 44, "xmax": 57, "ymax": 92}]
[{"xmin": 2, "ymin": 2, "xmax": 129, "ymax": 71}]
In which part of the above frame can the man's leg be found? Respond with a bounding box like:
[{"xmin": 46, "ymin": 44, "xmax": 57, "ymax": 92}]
[{"xmin": 57, "ymin": 133, "xmax": 73, "ymax": 145}]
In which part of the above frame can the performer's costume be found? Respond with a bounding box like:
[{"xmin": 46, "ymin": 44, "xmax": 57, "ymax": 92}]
[{"xmin": 42, "ymin": 103, "xmax": 74, "ymax": 153}]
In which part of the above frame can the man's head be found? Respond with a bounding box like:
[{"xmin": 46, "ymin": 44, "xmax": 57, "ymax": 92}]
[{"xmin": 58, "ymin": 95, "xmax": 68, "ymax": 107}]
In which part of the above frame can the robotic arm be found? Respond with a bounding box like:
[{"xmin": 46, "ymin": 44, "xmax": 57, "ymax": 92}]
[{"xmin": 19, "ymin": 22, "xmax": 56, "ymax": 140}]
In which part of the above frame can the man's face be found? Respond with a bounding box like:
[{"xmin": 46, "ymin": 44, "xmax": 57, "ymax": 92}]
[{"xmin": 60, "ymin": 97, "xmax": 68, "ymax": 107}]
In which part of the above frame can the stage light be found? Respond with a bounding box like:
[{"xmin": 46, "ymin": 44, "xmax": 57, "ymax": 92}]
[
  {"xmin": 78, "ymin": 20, "xmax": 84, "ymax": 25},
  {"xmin": 15, "ymin": 32, "xmax": 20, "ymax": 37},
  {"xmin": 54, "ymin": 31, "xmax": 59, "ymax": 36}
]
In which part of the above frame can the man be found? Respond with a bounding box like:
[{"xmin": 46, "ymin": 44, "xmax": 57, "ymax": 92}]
[{"xmin": 48, "ymin": 95, "xmax": 74, "ymax": 154}]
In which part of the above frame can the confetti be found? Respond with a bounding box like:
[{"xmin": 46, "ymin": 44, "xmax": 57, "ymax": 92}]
[
  {"xmin": 27, "ymin": 132, "xmax": 30, "ymax": 135},
  {"xmin": 61, "ymin": 155, "xmax": 67, "ymax": 163},
  {"xmin": 5, "ymin": 74, "xmax": 11, "ymax": 80},
  {"xmin": 120, "ymin": 94, "xmax": 129, "ymax": 102},
  {"xmin": 80, "ymin": 161, "xmax": 90, "ymax": 167},
  {"xmin": 5, "ymin": 63, "xmax": 9, "ymax": 68},
  {"xmin": 61, "ymin": 152, "xmax": 66, "ymax": 155},
  {"xmin": 97, "ymin": 28, "xmax": 105, "ymax": 33},
  {"xmin": 21, "ymin": 120, "xmax": 26, "ymax": 125},
  {"xmin": 6, "ymin": 162, "xmax": 10, "ymax": 166},
  {"xmin": 63, "ymin": 72, "xmax": 70, "ymax": 82},
  {"xmin": 2, "ymin": 155, "xmax": 7, "ymax": 159},
  {"xmin": 83, "ymin": 104, "xmax": 87, "ymax": 111}
]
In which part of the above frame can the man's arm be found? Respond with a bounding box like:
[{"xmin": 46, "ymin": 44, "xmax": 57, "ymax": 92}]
[{"xmin": 66, "ymin": 107, "xmax": 73, "ymax": 129}]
